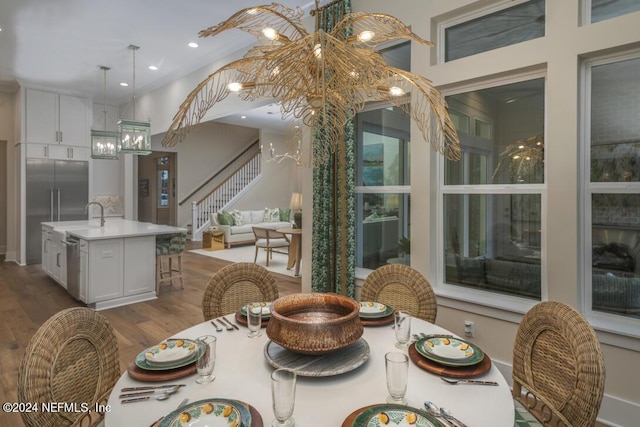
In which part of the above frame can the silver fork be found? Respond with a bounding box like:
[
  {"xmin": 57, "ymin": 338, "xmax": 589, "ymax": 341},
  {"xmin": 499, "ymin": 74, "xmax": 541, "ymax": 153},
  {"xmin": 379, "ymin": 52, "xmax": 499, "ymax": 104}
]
[
  {"xmin": 216, "ymin": 318, "xmax": 233, "ymax": 331},
  {"xmin": 210, "ymin": 320, "xmax": 222, "ymax": 332}
]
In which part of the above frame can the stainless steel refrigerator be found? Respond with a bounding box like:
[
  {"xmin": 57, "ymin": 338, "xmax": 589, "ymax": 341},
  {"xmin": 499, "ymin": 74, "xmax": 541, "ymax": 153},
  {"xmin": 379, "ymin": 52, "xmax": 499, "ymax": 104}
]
[{"xmin": 26, "ymin": 159, "xmax": 88, "ymax": 264}]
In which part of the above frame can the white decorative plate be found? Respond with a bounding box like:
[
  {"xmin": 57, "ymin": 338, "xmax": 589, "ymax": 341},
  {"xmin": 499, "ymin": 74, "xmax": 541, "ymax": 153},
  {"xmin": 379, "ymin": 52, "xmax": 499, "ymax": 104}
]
[
  {"xmin": 240, "ymin": 302, "xmax": 272, "ymax": 318},
  {"xmin": 359, "ymin": 302, "xmax": 393, "ymax": 319},
  {"xmin": 144, "ymin": 339, "xmax": 198, "ymax": 366}
]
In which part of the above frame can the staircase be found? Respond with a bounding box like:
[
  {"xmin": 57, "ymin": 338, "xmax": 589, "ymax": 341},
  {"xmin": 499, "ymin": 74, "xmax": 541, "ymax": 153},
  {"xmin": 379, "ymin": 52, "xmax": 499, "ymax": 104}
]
[{"xmin": 189, "ymin": 151, "xmax": 262, "ymax": 240}]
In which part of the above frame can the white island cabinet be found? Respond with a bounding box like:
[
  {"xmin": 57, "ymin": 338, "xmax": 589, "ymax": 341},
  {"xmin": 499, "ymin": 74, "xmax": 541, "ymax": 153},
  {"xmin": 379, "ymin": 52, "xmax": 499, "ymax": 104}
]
[{"xmin": 42, "ymin": 219, "xmax": 186, "ymax": 310}]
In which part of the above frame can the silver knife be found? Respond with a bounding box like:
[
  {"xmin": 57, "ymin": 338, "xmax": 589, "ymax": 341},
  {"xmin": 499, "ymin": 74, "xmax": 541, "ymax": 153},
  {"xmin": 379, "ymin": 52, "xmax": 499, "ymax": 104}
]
[
  {"xmin": 222, "ymin": 316, "xmax": 240, "ymax": 330},
  {"xmin": 121, "ymin": 384, "xmax": 185, "ymax": 392}
]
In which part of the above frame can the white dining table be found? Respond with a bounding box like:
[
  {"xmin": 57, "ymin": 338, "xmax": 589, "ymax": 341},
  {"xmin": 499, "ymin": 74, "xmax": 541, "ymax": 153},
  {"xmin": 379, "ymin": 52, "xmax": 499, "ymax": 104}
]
[{"xmin": 105, "ymin": 316, "xmax": 514, "ymax": 426}]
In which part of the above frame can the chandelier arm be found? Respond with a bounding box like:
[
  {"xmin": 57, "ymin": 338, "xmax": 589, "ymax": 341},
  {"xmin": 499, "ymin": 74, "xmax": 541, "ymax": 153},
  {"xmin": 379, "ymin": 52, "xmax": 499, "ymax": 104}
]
[
  {"xmin": 331, "ymin": 12, "xmax": 434, "ymax": 47},
  {"xmin": 162, "ymin": 57, "xmax": 264, "ymax": 147},
  {"xmin": 379, "ymin": 68, "xmax": 461, "ymax": 161},
  {"xmin": 198, "ymin": 4, "xmax": 308, "ymax": 42}
]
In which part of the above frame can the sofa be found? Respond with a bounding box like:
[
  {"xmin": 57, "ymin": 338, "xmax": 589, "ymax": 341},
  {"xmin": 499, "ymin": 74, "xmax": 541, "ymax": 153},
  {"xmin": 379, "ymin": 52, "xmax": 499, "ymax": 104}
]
[{"xmin": 210, "ymin": 208, "xmax": 292, "ymax": 248}]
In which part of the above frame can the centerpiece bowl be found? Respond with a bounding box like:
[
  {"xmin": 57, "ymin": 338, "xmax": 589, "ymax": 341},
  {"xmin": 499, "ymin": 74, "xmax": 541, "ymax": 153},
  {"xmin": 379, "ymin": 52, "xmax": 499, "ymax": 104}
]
[{"xmin": 266, "ymin": 293, "xmax": 363, "ymax": 355}]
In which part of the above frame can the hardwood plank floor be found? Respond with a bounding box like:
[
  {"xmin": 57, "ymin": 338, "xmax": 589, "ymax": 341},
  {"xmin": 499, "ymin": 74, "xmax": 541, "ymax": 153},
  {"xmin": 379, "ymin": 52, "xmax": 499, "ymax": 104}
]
[{"xmin": 0, "ymin": 242, "xmax": 300, "ymax": 427}]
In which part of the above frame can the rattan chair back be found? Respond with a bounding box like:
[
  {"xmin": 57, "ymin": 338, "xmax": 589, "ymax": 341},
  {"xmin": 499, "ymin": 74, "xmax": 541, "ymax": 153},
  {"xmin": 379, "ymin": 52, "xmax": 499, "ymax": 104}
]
[
  {"xmin": 18, "ymin": 307, "xmax": 120, "ymax": 427},
  {"xmin": 361, "ymin": 264, "xmax": 437, "ymax": 323},
  {"xmin": 512, "ymin": 301, "xmax": 605, "ymax": 427},
  {"xmin": 202, "ymin": 262, "xmax": 279, "ymax": 320}
]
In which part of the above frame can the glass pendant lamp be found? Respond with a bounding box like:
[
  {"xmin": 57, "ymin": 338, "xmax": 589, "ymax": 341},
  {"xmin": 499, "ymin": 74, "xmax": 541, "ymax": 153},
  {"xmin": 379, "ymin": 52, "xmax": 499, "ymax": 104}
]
[
  {"xmin": 91, "ymin": 66, "xmax": 120, "ymax": 159},
  {"xmin": 118, "ymin": 45, "xmax": 151, "ymax": 155}
]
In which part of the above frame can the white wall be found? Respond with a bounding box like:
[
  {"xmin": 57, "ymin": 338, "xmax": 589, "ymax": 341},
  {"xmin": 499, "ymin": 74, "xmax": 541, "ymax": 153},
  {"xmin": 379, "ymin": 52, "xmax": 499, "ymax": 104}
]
[
  {"xmin": 350, "ymin": 1, "xmax": 640, "ymax": 424},
  {"xmin": 0, "ymin": 91, "xmax": 17, "ymax": 260}
]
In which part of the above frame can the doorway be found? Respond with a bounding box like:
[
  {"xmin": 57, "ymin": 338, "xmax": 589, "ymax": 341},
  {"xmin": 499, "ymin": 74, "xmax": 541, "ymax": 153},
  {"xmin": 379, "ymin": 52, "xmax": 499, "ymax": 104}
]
[
  {"xmin": 137, "ymin": 151, "xmax": 177, "ymax": 225},
  {"xmin": 0, "ymin": 140, "xmax": 6, "ymax": 255}
]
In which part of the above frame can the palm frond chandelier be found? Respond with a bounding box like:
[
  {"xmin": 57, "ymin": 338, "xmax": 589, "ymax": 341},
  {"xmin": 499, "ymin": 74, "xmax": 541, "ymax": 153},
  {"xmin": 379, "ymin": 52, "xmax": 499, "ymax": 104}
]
[{"xmin": 161, "ymin": 1, "xmax": 461, "ymax": 165}]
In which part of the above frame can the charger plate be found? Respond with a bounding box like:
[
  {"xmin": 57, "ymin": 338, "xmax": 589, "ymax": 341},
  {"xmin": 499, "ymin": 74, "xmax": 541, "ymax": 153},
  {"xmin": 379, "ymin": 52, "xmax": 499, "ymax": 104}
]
[
  {"xmin": 360, "ymin": 314, "xmax": 394, "ymax": 327},
  {"xmin": 342, "ymin": 404, "xmax": 445, "ymax": 427},
  {"xmin": 135, "ymin": 342, "xmax": 204, "ymax": 371},
  {"xmin": 158, "ymin": 398, "xmax": 254, "ymax": 427},
  {"xmin": 264, "ymin": 338, "xmax": 369, "ymax": 377},
  {"xmin": 408, "ymin": 342, "xmax": 491, "ymax": 379}
]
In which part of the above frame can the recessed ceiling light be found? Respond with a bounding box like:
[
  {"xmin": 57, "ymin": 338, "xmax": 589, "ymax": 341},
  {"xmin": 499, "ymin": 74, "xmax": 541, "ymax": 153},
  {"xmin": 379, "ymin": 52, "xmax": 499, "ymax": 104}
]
[
  {"xmin": 148, "ymin": 65, "xmax": 158, "ymax": 71},
  {"xmin": 120, "ymin": 82, "xmax": 129, "ymax": 87},
  {"xmin": 188, "ymin": 42, "xmax": 199, "ymax": 48},
  {"xmin": 240, "ymin": 115, "xmax": 247, "ymax": 119}
]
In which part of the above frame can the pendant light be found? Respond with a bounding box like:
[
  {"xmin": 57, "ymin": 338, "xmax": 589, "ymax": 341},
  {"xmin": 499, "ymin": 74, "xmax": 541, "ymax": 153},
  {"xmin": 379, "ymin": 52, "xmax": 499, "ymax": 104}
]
[
  {"xmin": 118, "ymin": 44, "xmax": 151, "ymax": 155},
  {"xmin": 91, "ymin": 66, "xmax": 120, "ymax": 159}
]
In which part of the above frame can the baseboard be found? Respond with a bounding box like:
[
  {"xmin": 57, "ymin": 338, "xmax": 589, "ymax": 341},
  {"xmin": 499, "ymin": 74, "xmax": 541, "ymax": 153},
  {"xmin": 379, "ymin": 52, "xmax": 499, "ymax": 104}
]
[{"xmin": 491, "ymin": 359, "xmax": 639, "ymax": 426}]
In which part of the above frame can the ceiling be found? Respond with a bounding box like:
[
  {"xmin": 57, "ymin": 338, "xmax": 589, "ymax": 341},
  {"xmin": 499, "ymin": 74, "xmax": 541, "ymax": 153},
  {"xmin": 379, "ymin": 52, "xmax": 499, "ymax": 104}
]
[{"xmin": 0, "ymin": 0, "xmax": 317, "ymax": 131}]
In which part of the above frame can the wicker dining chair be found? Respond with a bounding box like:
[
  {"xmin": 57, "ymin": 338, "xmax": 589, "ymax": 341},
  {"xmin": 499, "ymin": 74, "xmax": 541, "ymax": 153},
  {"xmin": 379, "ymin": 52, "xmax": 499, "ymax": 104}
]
[
  {"xmin": 512, "ymin": 301, "xmax": 606, "ymax": 427},
  {"xmin": 18, "ymin": 307, "xmax": 120, "ymax": 427},
  {"xmin": 202, "ymin": 262, "xmax": 279, "ymax": 320},
  {"xmin": 361, "ymin": 264, "xmax": 437, "ymax": 323}
]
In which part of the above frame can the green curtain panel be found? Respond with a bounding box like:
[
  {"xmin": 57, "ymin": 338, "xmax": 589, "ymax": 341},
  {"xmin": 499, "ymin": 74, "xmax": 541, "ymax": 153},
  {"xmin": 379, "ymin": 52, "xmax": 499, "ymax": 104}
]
[{"xmin": 311, "ymin": 0, "xmax": 356, "ymax": 297}]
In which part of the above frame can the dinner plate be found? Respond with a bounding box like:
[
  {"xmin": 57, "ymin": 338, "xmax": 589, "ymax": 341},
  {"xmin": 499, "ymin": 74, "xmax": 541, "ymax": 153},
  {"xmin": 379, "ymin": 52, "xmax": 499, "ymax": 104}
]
[
  {"xmin": 347, "ymin": 404, "xmax": 445, "ymax": 427},
  {"xmin": 240, "ymin": 302, "xmax": 272, "ymax": 319},
  {"xmin": 415, "ymin": 335, "xmax": 484, "ymax": 367},
  {"xmin": 144, "ymin": 339, "xmax": 199, "ymax": 366},
  {"xmin": 135, "ymin": 341, "xmax": 204, "ymax": 371},
  {"xmin": 359, "ymin": 302, "xmax": 393, "ymax": 319},
  {"xmin": 158, "ymin": 398, "xmax": 251, "ymax": 427}
]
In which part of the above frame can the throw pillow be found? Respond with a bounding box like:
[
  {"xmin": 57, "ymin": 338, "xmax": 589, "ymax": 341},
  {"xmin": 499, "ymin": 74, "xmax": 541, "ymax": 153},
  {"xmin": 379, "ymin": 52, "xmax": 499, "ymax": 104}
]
[
  {"xmin": 279, "ymin": 208, "xmax": 291, "ymax": 222},
  {"xmin": 217, "ymin": 210, "xmax": 234, "ymax": 226},
  {"xmin": 264, "ymin": 207, "xmax": 280, "ymax": 223},
  {"xmin": 231, "ymin": 209, "xmax": 245, "ymax": 226}
]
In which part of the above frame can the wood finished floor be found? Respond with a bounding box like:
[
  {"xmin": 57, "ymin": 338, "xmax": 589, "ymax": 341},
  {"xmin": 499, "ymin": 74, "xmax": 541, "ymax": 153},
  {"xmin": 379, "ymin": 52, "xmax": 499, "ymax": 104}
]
[{"xmin": 0, "ymin": 242, "xmax": 300, "ymax": 427}]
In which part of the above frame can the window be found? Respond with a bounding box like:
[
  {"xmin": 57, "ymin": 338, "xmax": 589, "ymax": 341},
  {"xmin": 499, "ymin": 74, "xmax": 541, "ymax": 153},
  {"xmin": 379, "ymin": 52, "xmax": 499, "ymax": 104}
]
[
  {"xmin": 589, "ymin": 0, "xmax": 640, "ymax": 24},
  {"xmin": 157, "ymin": 156, "xmax": 170, "ymax": 207},
  {"xmin": 441, "ymin": 77, "xmax": 545, "ymax": 299},
  {"xmin": 355, "ymin": 105, "xmax": 411, "ymax": 270},
  {"xmin": 443, "ymin": 0, "xmax": 545, "ymax": 62},
  {"xmin": 583, "ymin": 54, "xmax": 640, "ymax": 319}
]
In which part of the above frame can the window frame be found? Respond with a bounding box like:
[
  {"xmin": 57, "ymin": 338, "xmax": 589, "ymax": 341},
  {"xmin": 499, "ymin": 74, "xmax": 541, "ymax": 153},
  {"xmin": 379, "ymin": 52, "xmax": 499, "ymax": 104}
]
[
  {"xmin": 579, "ymin": 50, "xmax": 640, "ymax": 338},
  {"xmin": 437, "ymin": 0, "xmax": 545, "ymax": 64},
  {"xmin": 435, "ymin": 69, "xmax": 548, "ymax": 313}
]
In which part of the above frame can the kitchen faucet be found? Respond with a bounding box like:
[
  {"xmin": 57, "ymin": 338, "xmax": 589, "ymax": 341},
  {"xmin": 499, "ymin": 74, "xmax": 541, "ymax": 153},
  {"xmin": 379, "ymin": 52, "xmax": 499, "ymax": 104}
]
[{"xmin": 84, "ymin": 202, "xmax": 105, "ymax": 227}]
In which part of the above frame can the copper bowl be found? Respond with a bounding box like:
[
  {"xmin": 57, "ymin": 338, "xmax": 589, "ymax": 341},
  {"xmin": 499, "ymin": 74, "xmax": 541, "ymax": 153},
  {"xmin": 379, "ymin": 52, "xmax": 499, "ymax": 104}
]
[{"xmin": 266, "ymin": 293, "xmax": 363, "ymax": 355}]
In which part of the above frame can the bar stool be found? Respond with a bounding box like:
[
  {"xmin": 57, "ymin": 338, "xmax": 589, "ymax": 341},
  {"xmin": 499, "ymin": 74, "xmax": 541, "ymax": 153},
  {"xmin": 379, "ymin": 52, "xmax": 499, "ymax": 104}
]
[{"xmin": 156, "ymin": 232, "xmax": 187, "ymax": 294}]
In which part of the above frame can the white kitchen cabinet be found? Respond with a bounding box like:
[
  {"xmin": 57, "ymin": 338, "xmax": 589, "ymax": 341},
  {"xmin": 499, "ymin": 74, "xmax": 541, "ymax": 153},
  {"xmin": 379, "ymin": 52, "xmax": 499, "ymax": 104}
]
[
  {"xmin": 79, "ymin": 240, "xmax": 89, "ymax": 303},
  {"xmin": 87, "ymin": 239, "xmax": 124, "ymax": 303},
  {"xmin": 25, "ymin": 88, "xmax": 90, "ymax": 149},
  {"xmin": 41, "ymin": 226, "xmax": 53, "ymax": 275},
  {"xmin": 27, "ymin": 143, "xmax": 89, "ymax": 161},
  {"xmin": 123, "ymin": 236, "xmax": 156, "ymax": 296}
]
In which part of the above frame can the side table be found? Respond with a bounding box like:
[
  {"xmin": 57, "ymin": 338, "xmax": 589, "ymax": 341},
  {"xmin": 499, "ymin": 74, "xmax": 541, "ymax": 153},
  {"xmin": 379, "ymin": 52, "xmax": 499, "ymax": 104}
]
[{"xmin": 203, "ymin": 229, "xmax": 225, "ymax": 251}]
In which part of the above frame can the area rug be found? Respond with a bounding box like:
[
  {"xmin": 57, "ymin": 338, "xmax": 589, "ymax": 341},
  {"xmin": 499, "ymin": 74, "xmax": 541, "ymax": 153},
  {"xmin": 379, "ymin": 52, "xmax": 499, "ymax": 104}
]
[{"xmin": 190, "ymin": 244, "xmax": 298, "ymax": 278}]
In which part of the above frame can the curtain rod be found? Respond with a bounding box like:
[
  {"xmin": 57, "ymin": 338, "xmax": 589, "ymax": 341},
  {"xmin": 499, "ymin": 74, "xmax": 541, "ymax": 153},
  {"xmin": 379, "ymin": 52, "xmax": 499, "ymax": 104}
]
[{"xmin": 310, "ymin": 0, "xmax": 345, "ymax": 16}]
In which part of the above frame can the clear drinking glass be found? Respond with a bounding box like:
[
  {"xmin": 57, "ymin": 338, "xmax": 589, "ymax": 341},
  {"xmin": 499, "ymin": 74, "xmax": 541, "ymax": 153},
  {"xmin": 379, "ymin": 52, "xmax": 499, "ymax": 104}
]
[
  {"xmin": 247, "ymin": 303, "xmax": 263, "ymax": 338},
  {"xmin": 271, "ymin": 368, "xmax": 296, "ymax": 427},
  {"xmin": 385, "ymin": 351, "xmax": 409, "ymax": 405},
  {"xmin": 195, "ymin": 335, "xmax": 216, "ymax": 384},
  {"xmin": 394, "ymin": 311, "xmax": 411, "ymax": 349}
]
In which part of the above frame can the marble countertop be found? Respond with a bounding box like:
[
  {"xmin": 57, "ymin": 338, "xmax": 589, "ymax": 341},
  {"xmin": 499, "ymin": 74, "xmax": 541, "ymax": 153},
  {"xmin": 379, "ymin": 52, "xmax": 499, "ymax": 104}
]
[{"xmin": 42, "ymin": 219, "xmax": 187, "ymax": 241}]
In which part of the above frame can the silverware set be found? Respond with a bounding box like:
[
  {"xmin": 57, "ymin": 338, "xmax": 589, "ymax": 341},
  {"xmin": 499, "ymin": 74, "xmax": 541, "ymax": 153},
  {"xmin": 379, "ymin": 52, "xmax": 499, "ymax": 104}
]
[
  {"xmin": 211, "ymin": 316, "xmax": 239, "ymax": 331},
  {"xmin": 119, "ymin": 384, "xmax": 185, "ymax": 404}
]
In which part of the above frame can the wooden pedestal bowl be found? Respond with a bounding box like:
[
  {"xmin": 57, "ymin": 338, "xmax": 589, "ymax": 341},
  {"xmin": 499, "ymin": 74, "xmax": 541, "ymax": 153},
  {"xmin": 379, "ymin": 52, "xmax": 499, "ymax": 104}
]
[{"xmin": 266, "ymin": 293, "xmax": 363, "ymax": 355}]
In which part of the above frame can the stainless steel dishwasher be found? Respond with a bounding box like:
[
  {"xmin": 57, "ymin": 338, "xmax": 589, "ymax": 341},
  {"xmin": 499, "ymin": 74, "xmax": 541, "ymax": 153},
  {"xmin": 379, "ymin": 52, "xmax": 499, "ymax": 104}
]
[{"xmin": 64, "ymin": 235, "xmax": 81, "ymax": 300}]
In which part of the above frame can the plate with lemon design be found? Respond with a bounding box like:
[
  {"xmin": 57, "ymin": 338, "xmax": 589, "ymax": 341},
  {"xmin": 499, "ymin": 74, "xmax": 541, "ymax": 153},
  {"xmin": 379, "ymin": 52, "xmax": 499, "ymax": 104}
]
[
  {"xmin": 158, "ymin": 398, "xmax": 251, "ymax": 427},
  {"xmin": 136, "ymin": 340, "xmax": 204, "ymax": 371},
  {"xmin": 415, "ymin": 335, "xmax": 484, "ymax": 367},
  {"xmin": 345, "ymin": 404, "xmax": 445, "ymax": 427},
  {"xmin": 359, "ymin": 302, "xmax": 393, "ymax": 319}
]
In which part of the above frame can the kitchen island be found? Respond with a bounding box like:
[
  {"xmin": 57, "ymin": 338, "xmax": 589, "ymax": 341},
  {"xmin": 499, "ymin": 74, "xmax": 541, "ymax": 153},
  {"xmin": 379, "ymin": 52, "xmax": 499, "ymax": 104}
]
[{"xmin": 41, "ymin": 219, "xmax": 186, "ymax": 310}]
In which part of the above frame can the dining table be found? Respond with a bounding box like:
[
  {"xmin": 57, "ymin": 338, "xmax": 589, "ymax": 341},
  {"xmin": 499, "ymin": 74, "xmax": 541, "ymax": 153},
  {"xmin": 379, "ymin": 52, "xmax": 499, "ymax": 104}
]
[{"xmin": 105, "ymin": 315, "xmax": 514, "ymax": 426}]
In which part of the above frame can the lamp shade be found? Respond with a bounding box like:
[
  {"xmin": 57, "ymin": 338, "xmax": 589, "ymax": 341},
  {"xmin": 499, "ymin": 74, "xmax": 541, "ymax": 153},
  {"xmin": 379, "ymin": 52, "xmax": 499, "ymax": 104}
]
[
  {"xmin": 118, "ymin": 119, "xmax": 151, "ymax": 155},
  {"xmin": 290, "ymin": 193, "xmax": 303, "ymax": 210},
  {"xmin": 90, "ymin": 130, "xmax": 120, "ymax": 159}
]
